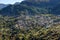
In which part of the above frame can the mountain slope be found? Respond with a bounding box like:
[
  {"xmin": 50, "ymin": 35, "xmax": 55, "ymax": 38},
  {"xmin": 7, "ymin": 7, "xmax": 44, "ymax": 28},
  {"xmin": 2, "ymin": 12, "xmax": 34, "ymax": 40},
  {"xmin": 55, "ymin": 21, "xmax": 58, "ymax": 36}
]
[
  {"xmin": 51, "ymin": 3, "xmax": 60, "ymax": 15},
  {"xmin": 0, "ymin": 4, "xmax": 7, "ymax": 10},
  {"xmin": 0, "ymin": 0, "xmax": 60, "ymax": 16},
  {"xmin": 0, "ymin": 2, "xmax": 48, "ymax": 16}
]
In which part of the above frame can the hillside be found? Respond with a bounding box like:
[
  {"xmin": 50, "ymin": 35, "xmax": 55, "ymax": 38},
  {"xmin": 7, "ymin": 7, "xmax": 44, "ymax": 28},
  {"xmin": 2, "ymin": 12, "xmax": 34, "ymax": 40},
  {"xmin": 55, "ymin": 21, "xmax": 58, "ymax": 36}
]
[
  {"xmin": 0, "ymin": 4, "xmax": 8, "ymax": 10},
  {"xmin": 0, "ymin": 0, "xmax": 60, "ymax": 16},
  {"xmin": 0, "ymin": 14, "xmax": 60, "ymax": 40},
  {"xmin": 0, "ymin": 0, "xmax": 60, "ymax": 40}
]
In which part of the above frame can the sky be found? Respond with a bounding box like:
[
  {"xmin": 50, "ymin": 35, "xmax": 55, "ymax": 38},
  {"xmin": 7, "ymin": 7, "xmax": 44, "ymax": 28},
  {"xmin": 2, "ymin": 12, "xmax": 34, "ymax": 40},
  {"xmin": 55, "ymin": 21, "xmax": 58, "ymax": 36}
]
[{"xmin": 0, "ymin": 0, "xmax": 24, "ymax": 4}]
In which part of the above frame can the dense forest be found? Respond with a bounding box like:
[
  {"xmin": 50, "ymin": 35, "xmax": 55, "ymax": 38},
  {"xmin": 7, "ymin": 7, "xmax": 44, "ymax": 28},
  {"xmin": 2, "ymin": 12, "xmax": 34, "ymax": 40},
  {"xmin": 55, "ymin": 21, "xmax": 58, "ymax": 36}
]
[
  {"xmin": 0, "ymin": 14, "xmax": 60, "ymax": 40},
  {"xmin": 0, "ymin": 0, "xmax": 60, "ymax": 40}
]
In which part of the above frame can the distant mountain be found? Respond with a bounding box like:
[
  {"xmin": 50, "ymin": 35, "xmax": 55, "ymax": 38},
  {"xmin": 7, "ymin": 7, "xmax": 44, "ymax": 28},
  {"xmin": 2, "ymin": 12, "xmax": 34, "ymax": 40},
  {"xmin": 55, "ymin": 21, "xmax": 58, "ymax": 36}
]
[
  {"xmin": 14, "ymin": 2, "xmax": 20, "ymax": 5},
  {"xmin": 0, "ymin": 4, "xmax": 8, "ymax": 10},
  {"xmin": 0, "ymin": 0, "xmax": 60, "ymax": 16},
  {"xmin": 51, "ymin": 3, "xmax": 60, "ymax": 15}
]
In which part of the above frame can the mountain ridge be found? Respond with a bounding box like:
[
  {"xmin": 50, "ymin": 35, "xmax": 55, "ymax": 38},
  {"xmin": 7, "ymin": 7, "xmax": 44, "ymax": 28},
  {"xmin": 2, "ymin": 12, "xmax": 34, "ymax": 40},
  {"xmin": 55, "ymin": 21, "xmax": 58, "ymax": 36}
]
[
  {"xmin": 0, "ymin": 0, "xmax": 60, "ymax": 16},
  {"xmin": 0, "ymin": 4, "xmax": 8, "ymax": 10}
]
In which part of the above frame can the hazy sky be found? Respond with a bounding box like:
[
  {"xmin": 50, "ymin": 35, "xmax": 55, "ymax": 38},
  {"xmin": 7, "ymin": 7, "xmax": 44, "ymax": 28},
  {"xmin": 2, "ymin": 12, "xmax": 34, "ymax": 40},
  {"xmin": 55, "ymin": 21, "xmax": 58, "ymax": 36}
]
[{"xmin": 0, "ymin": 0, "xmax": 23, "ymax": 4}]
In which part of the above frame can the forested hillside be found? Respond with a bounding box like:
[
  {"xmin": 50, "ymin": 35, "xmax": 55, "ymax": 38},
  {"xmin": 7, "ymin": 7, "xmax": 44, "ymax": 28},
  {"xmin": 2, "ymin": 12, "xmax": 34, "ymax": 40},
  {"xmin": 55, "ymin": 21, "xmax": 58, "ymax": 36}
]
[
  {"xmin": 0, "ymin": 0, "xmax": 60, "ymax": 40},
  {"xmin": 0, "ymin": 14, "xmax": 60, "ymax": 40},
  {"xmin": 0, "ymin": 0, "xmax": 60, "ymax": 16}
]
